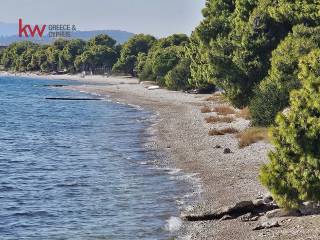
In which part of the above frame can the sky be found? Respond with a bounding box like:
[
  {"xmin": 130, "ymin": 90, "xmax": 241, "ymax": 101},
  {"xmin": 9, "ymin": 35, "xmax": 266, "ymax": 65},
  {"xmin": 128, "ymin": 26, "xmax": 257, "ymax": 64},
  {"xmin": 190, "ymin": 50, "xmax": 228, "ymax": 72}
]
[{"xmin": 0, "ymin": 0, "xmax": 206, "ymax": 37}]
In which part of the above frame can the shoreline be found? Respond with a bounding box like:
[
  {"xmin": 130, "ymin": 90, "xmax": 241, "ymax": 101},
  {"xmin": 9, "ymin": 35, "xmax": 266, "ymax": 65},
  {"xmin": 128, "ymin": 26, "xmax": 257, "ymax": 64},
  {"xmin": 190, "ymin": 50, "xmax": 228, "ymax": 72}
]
[{"xmin": 2, "ymin": 72, "xmax": 320, "ymax": 239}]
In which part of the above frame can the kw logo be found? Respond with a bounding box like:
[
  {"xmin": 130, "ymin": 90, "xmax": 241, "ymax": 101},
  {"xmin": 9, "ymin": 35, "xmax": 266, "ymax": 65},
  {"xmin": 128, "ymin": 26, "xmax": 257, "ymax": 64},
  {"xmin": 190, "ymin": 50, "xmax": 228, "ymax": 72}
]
[{"xmin": 19, "ymin": 19, "xmax": 46, "ymax": 38}]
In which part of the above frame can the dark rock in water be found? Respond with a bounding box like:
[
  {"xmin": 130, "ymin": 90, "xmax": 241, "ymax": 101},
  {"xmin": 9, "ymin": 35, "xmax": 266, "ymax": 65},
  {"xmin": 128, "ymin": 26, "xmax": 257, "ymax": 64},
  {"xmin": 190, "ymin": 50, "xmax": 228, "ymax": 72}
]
[
  {"xmin": 44, "ymin": 84, "xmax": 66, "ymax": 87},
  {"xmin": 223, "ymin": 148, "xmax": 232, "ymax": 154},
  {"xmin": 253, "ymin": 219, "xmax": 280, "ymax": 230},
  {"xmin": 46, "ymin": 97, "xmax": 102, "ymax": 101}
]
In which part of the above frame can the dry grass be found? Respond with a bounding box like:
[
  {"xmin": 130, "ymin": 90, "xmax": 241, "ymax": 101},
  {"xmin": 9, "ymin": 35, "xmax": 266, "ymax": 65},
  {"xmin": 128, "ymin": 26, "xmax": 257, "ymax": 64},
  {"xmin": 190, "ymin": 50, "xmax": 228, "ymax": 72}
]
[
  {"xmin": 236, "ymin": 107, "xmax": 251, "ymax": 120},
  {"xmin": 201, "ymin": 106, "xmax": 212, "ymax": 113},
  {"xmin": 237, "ymin": 127, "xmax": 269, "ymax": 148},
  {"xmin": 209, "ymin": 127, "xmax": 239, "ymax": 136},
  {"xmin": 205, "ymin": 93, "xmax": 227, "ymax": 103},
  {"xmin": 205, "ymin": 116, "xmax": 235, "ymax": 124},
  {"xmin": 213, "ymin": 105, "xmax": 236, "ymax": 115}
]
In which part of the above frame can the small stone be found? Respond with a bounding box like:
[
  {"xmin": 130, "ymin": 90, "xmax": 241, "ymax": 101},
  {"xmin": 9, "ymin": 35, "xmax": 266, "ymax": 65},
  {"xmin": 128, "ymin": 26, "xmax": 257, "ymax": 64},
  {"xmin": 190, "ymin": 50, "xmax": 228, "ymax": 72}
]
[
  {"xmin": 214, "ymin": 145, "xmax": 222, "ymax": 149},
  {"xmin": 220, "ymin": 214, "xmax": 232, "ymax": 221},
  {"xmin": 253, "ymin": 199, "xmax": 264, "ymax": 207},
  {"xmin": 263, "ymin": 194, "xmax": 273, "ymax": 204},
  {"xmin": 300, "ymin": 201, "xmax": 320, "ymax": 215},
  {"xmin": 239, "ymin": 212, "xmax": 260, "ymax": 222},
  {"xmin": 265, "ymin": 209, "xmax": 301, "ymax": 219},
  {"xmin": 223, "ymin": 148, "xmax": 232, "ymax": 154},
  {"xmin": 253, "ymin": 219, "xmax": 280, "ymax": 230},
  {"xmin": 239, "ymin": 212, "xmax": 253, "ymax": 222},
  {"xmin": 265, "ymin": 209, "xmax": 282, "ymax": 218}
]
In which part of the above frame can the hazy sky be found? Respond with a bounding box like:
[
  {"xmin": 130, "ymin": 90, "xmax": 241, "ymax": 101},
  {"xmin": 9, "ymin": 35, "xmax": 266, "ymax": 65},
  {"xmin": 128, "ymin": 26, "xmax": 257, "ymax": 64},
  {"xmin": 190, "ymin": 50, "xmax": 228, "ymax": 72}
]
[{"xmin": 0, "ymin": 0, "xmax": 206, "ymax": 37}]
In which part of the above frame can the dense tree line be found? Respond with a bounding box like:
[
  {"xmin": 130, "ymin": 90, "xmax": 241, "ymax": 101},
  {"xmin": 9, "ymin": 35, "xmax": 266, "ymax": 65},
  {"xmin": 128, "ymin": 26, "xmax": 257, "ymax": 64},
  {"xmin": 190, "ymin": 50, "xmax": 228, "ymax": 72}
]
[
  {"xmin": 260, "ymin": 49, "xmax": 320, "ymax": 209},
  {"xmin": 1, "ymin": 0, "xmax": 319, "ymax": 124},
  {"xmin": 1, "ymin": 0, "xmax": 320, "ymax": 209},
  {"xmin": 0, "ymin": 33, "xmax": 193, "ymax": 91},
  {"xmin": 0, "ymin": 34, "xmax": 120, "ymax": 74},
  {"xmin": 189, "ymin": 0, "xmax": 319, "ymax": 122},
  {"xmin": 190, "ymin": 0, "xmax": 320, "ymax": 209}
]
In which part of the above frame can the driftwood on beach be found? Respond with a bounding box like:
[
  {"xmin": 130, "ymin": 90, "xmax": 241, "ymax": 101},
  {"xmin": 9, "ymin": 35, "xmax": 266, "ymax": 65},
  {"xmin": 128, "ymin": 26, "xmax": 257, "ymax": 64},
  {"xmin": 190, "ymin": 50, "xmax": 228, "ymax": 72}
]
[{"xmin": 182, "ymin": 199, "xmax": 279, "ymax": 222}]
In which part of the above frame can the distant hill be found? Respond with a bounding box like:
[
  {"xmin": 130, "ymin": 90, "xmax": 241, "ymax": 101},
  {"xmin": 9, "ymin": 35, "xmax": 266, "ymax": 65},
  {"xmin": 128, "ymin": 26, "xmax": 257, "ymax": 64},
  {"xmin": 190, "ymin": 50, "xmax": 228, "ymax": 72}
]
[{"xmin": 0, "ymin": 22, "xmax": 135, "ymax": 45}]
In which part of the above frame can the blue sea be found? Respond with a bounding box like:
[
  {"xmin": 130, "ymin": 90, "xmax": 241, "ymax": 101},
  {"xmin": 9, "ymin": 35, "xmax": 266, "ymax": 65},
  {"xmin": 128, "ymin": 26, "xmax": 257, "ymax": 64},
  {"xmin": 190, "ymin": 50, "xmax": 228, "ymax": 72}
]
[{"xmin": 0, "ymin": 76, "xmax": 195, "ymax": 240}]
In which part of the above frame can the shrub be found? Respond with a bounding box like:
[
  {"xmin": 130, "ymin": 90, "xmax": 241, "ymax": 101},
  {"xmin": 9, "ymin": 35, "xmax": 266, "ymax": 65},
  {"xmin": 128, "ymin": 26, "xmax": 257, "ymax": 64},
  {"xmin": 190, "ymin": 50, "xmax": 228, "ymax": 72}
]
[
  {"xmin": 236, "ymin": 107, "xmax": 250, "ymax": 120},
  {"xmin": 213, "ymin": 105, "xmax": 236, "ymax": 115},
  {"xmin": 209, "ymin": 127, "xmax": 239, "ymax": 136},
  {"xmin": 237, "ymin": 127, "xmax": 269, "ymax": 148},
  {"xmin": 205, "ymin": 116, "xmax": 234, "ymax": 124},
  {"xmin": 201, "ymin": 106, "xmax": 212, "ymax": 113},
  {"xmin": 205, "ymin": 93, "xmax": 226, "ymax": 103},
  {"xmin": 260, "ymin": 49, "xmax": 320, "ymax": 209}
]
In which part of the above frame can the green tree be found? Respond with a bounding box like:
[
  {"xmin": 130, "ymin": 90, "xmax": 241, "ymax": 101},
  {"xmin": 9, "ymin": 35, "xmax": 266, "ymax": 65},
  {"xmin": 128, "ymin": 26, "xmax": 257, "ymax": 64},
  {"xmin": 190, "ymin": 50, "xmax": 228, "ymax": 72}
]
[
  {"xmin": 165, "ymin": 58, "xmax": 191, "ymax": 91},
  {"xmin": 60, "ymin": 39, "xmax": 86, "ymax": 72},
  {"xmin": 187, "ymin": 0, "xmax": 235, "ymax": 94},
  {"xmin": 268, "ymin": 0, "xmax": 320, "ymax": 26},
  {"xmin": 250, "ymin": 25, "xmax": 320, "ymax": 126},
  {"xmin": 260, "ymin": 49, "xmax": 320, "ymax": 209},
  {"xmin": 75, "ymin": 45, "xmax": 118, "ymax": 72},
  {"xmin": 186, "ymin": 32, "xmax": 214, "ymax": 89},
  {"xmin": 113, "ymin": 34, "xmax": 156, "ymax": 76},
  {"xmin": 156, "ymin": 34, "xmax": 189, "ymax": 48},
  {"xmin": 1, "ymin": 41, "xmax": 38, "ymax": 70},
  {"xmin": 45, "ymin": 46, "xmax": 60, "ymax": 72},
  {"xmin": 87, "ymin": 34, "xmax": 117, "ymax": 48},
  {"xmin": 53, "ymin": 38, "xmax": 69, "ymax": 51},
  {"xmin": 137, "ymin": 34, "xmax": 190, "ymax": 84},
  {"xmin": 189, "ymin": 0, "xmax": 319, "ymax": 107},
  {"xmin": 150, "ymin": 46, "xmax": 180, "ymax": 86}
]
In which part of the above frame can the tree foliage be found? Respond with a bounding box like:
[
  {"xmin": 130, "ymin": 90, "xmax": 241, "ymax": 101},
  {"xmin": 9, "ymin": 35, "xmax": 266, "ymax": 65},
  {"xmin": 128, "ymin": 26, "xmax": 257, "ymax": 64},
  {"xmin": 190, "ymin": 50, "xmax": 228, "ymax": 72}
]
[
  {"xmin": 0, "ymin": 34, "xmax": 118, "ymax": 74},
  {"xmin": 112, "ymin": 34, "xmax": 156, "ymax": 75},
  {"xmin": 137, "ymin": 34, "xmax": 191, "ymax": 89},
  {"xmin": 260, "ymin": 49, "xmax": 320, "ymax": 209},
  {"xmin": 75, "ymin": 45, "xmax": 118, "ymax": 72},
  {"xmin": 189, "ymin": 0, "xmax": 319, "ymax": 108},
  {"xmin": 165, "ymin": 58, "xmax": 191, "ymax": 91},
  {"xmin": 250, "ymin": 25, "xmax": 320, "ymax": 126}
]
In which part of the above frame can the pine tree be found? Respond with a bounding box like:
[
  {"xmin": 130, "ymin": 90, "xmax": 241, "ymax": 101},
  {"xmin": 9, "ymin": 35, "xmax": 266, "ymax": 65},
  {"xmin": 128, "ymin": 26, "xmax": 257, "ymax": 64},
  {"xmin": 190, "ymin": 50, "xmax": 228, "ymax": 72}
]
[{"xmin": 260, "ymin": 49, "xmax": 320, "ymax": 209}]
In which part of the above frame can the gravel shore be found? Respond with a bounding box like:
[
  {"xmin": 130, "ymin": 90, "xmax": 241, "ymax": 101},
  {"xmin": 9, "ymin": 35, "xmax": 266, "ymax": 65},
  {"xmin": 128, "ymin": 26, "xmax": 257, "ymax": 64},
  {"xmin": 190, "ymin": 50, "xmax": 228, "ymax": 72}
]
[{"xmin": 2, "ymin": 72, "xmax": 320, "ymax": 239}]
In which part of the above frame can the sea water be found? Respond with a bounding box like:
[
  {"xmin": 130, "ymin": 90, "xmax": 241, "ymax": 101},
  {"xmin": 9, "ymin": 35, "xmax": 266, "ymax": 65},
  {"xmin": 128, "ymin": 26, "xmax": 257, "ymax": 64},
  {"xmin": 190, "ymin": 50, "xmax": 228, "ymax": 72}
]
[{"xmin": 0, "ymin": 76, "xmax": 196, "ymax": 240}]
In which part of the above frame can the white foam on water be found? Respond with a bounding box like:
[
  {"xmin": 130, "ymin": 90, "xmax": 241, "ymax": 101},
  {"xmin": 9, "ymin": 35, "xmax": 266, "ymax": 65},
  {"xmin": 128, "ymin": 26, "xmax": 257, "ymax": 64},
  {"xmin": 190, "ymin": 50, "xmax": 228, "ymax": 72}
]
[
  {"xmin": 168, "ymin": 168, "xmax": 182, "ymax": 175},
  {"xmin": 176, "ymin": 235, "xmax": 192, "ymax": 240},
  {"xmin": 148, "ymin": 164, "xmax": 203, "ymax": 215},
  {"xmin": 164, "ymin": 216, "xmax": 183, "ymax": 232}
]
